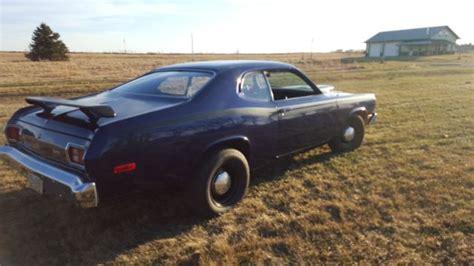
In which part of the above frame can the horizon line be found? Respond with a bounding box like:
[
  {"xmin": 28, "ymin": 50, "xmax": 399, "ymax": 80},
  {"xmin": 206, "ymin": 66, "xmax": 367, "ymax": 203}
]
[{"xmin": 0, "ymin": 50, "xmax": 365, "ymax": 55}]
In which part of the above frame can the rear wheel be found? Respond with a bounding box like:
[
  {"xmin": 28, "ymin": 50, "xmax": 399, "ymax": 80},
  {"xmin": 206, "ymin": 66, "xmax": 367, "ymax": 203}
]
[
  {"xmin": 188, "ymin": 148, "xmax": 249, "ymax": 216},
  {"xmin": 329, "ymin": 115, "xmax": 365, "ymax": 152}
]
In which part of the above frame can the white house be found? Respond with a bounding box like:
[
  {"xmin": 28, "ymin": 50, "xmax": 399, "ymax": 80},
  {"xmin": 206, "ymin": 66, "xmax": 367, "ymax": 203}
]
[{"xmin": 365, "ymin": 26, "xmax": 459, "ymax": 58}]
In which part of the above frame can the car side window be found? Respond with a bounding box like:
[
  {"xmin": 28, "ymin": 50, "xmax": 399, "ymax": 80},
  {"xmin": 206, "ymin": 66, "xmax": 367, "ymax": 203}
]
[
  {"xmin": 239, "ymin": 72, "xmax": 272, "ymax": 102},
  {"xmin": 266, "ymin": 71, "xmax": 318, "ymax": 100}
]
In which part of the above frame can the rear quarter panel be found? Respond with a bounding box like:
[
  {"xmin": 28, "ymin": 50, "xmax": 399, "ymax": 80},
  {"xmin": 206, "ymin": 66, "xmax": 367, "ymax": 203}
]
[{"xmin": 86, "ymin": 69, "xmax": 278, "ymax": 196}]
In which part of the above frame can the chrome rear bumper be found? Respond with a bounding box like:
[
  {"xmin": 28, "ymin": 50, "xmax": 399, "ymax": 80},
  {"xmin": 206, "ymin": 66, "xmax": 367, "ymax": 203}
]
[{"xmin": 0, "ymin": 145, "xmax": 98, "ymax": 208}]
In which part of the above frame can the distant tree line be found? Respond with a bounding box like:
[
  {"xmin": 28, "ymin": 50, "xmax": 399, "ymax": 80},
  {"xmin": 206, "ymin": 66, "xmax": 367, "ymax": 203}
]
[
  {"xmin": 457, "ymin": 43, "xmax": 474, "ymax": 53},
  {"xmin": 332, "ymin": 49, "xmax": 365, "ymax": 53}
]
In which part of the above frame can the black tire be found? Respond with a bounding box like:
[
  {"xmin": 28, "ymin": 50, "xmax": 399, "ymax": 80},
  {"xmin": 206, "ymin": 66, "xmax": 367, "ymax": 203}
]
[
  {"xmin": 188, "ymin": 148, "xmax": 250, "ymax": 217},
  {"xmin": 329, "ymin": 115, "xmax": 365, "ymax": 153}
]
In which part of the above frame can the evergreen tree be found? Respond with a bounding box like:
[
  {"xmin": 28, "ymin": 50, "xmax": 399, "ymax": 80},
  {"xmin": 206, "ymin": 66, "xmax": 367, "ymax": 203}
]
[{"xmin": 25, "ymin": 23, "xmax": 69, "ymax": 61}]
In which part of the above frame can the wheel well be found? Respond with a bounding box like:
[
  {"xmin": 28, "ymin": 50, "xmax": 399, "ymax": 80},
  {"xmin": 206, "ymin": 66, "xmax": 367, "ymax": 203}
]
[
  {"xmin": 350, "ymin": 110, "xmax": 368, "ymax": 123},
  {"xmin": 204, "ymin": 139, "xmax": 251, "ymax": 159},
  {"xmin": 192, "ymin": 138, "xmax": 251, "ymax": 172}
]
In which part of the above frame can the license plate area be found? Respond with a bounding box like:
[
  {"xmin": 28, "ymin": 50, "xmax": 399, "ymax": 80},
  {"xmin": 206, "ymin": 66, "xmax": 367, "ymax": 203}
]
[{"xmin": 27, "ymin": 172, "xmax": 43, "ymax": 194}]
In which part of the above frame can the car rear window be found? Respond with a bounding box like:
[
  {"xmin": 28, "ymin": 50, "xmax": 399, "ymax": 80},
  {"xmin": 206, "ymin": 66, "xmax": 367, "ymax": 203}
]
[{"xmin": 113, "ymin": 71, "xmax": 213, "ymax": 97}]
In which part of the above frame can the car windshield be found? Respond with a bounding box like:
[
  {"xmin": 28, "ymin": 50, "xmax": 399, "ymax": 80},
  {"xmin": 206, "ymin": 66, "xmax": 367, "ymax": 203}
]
[{"xmin": 113, "ymin": 71, "xmax": 213, "ymax": 97}]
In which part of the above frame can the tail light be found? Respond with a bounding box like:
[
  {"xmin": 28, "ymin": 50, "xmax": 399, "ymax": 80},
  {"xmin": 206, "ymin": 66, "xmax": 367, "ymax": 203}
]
[
  {"xmin": 113, "ymin": 162, "xmax": 136, "ymax": 174},
  {"xmin": 67, "ymin": 145, "xmax": 86, "ymax": 166},
  {"xmin": 5, "ymin": 126, "xmax": 20, "ymax": 142}
]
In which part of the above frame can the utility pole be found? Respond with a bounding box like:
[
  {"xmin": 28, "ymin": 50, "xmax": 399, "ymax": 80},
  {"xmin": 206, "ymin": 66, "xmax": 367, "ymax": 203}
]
[
  {"xmin": 123, "ymin": 38, "xmax": 127, "ymax": 54},
  {"xmin": 310, "ymin": 37, "xmax": 314, "ymax": 60},
  {"xmin": 191, "ymin": 33, "xmax": 194, "ymax": 61}
]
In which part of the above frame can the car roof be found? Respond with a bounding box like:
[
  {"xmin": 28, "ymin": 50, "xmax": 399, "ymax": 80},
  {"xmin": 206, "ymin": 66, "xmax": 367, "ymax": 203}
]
[{"xmin": 153, "ymin": 60, "xmax": 295, "ymax": 73}]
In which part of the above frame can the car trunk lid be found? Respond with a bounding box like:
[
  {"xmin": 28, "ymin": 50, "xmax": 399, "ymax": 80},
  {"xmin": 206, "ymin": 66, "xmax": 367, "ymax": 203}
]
[
  {"xmin": 15, "ymin": 91, "xmax": 186, "ymax": 169},
  {"xmin": 19, "ymin": 91, "xmax": 187, "ymax": 139}
]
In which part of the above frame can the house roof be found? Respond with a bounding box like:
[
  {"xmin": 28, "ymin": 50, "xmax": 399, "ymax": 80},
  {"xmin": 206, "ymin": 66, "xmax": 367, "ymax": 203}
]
[{"xmin": 366, "ymin": 26, "xmax": 460, "ymax": 43}]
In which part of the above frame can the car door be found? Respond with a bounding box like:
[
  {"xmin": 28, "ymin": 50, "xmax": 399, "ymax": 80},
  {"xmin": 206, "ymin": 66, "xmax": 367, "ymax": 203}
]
[
  {"xmin": 237, "ymin": 71, "xmax": 279, "ymax": 166},
  {"xmin": 265, "ymin": 70, "xmax": 338, "ymax": 157}
]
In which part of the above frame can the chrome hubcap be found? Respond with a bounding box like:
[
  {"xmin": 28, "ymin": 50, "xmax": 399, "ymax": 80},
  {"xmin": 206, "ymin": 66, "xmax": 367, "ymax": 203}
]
[
  {"xmin": 213, "ymin": 171, "xmax": 232, "ymax": 196},
  {"xmin": 343, "ymin": 127, "xmax": 355, "ymax": 142}
]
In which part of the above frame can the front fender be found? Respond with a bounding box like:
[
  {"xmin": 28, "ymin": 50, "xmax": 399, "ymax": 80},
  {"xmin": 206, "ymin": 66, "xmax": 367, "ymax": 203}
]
[{"xmin": 349, "ymin": 107, "xmax": 368, "ymax": 122}]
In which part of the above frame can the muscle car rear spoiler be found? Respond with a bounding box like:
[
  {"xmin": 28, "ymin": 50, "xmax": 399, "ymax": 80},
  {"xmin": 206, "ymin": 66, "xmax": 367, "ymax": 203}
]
[{"xmin": 25, "ymin": 96, "xmax": 116, "ymax": 120}]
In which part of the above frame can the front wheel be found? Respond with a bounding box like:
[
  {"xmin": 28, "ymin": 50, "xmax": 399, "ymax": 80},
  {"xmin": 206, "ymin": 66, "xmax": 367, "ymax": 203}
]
[
  {"xmin": 329, "ymin": 115, "xmax": 365, "ymax": 153},
  {"xmin": 188, "ymin": 148, "xmax": 250, "ymax": 217}
]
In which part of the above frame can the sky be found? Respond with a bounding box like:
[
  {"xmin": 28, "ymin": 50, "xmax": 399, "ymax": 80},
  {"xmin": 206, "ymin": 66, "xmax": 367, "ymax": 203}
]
[{"xmin": 1, "ymin": 0, "xmax": 473, "ymax": 53}]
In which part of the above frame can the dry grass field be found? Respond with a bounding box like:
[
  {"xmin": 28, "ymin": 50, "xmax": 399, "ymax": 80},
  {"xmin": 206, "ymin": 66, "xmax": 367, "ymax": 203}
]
[{"xmin": 0, "ymin": 51, "xmax": 473, "ymax": 264}]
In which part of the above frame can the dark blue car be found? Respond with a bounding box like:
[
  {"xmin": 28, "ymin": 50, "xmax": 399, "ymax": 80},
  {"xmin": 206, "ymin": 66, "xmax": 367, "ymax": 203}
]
[{"xmin": 0, "ymin": 60, "xmax": 377, "ymax": 216}]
